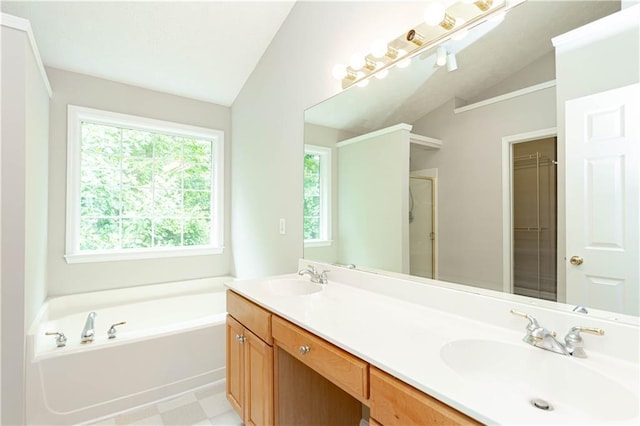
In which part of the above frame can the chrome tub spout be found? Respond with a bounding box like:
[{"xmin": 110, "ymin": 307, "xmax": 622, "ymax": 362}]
[{"xmin": 81, "ymin": 312, "xmax": 97, "ymax": 344}]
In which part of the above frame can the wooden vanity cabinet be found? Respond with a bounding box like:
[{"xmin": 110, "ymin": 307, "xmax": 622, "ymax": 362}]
[
  {"xmin": 226, "ymin": 292, "xmax": 274, "ymax": 425},
  {"xmin": 369, "ymin": 367, "xmax": 480, "ymax": 426},
  {"xmin": 226, "ymin": 290, "xmax": 480, "ymax": 426}
]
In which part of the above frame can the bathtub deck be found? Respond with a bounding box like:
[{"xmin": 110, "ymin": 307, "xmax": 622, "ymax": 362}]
[{"xmin": 89, "ymin": 383, "xmax": 241, "ymax": 426}]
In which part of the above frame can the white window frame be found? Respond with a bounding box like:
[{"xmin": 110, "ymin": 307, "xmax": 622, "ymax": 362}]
[
  {"xmin": 65, "ymin": 105, "xmax": 225, "ymax": 263},
  {"xmin": 304, "ymin": 144, "xmax": 332, "ymax": 247}
]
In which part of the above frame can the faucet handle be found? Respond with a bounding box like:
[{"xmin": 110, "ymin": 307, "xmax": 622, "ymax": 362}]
[
  {"xmin": 510, "ymin": 309, "xmax": 542, "ymax": 332},
  {"xmin": 45, "ymin": 331, "xmax": 67, "ymax": 347},
  {"xmin": 564, "ymin": 326, "xmax": 604, "ymax": 358},
  {"xmin": 108, "ymin": 321, "xmax": 127, "ymax": 339},
  {"xmin": 565, "ymin": 325, "xmax": 604, "ymax": 341}
]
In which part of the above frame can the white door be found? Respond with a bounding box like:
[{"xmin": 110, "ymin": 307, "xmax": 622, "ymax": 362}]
[{"xmin": 565, "ymin": 83, "xmax": 639, "ymax": 316}]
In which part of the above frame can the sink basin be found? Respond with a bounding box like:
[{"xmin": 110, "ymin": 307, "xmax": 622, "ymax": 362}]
[
  {"xmin": 267, "ymin": 278, "xmax": 323, "ymax": 296},
  {"xmin": 440, "ymin": 339, "xmax": 638, "ymax": 422}
]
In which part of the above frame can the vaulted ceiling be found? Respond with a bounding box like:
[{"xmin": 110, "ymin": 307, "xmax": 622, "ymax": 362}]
[{"xmin": 1, "ymin": 1, "xmax": 296, "ymax": 106}]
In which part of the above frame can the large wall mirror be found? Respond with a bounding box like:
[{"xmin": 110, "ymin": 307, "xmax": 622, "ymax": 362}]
[{"xmin": 304, "ymin": 0, "xmax": 640, "ymax": 322}]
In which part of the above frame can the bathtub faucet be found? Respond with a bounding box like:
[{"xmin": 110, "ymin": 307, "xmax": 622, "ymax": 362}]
[{"xmin": 81, "ymin": 311, "xmax": 97, "ymax": 344}]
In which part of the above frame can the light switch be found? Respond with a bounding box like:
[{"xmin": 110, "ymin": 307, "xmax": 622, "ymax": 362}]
[{"xmin": 279, "ymin": 218, "xmax": 286, "ymax": 235}]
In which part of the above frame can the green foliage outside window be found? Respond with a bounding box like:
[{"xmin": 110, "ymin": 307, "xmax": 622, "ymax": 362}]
[
  {"xmin": 303, "ymin": 153, "xmax": 321, "ymax": 240},
  {"xmin": 79, "ymin": 122, "xmax": 213, "ymax": 251}
]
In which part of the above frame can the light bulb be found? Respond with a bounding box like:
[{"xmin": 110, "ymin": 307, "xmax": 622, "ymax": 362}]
[
  {"xmin": 424, "ymin": 2, "xmax": 446, "ymax": 26},
  {"xmin": 397, "ymin": 50, "xmax": 411, "ymax": 69},
  {"xmin": 436, "ymin": 46, "xmax": 447, "ymax": 67},
  {"xmin": 349, "ymin": 52, "xmax": 366, "ymax": 70},
  {"xmin": 375, "ymin": 67, "xmax": 389, "ymax": 79},
  {"xmin": 332, "ymin": 64, "xmax": 347, "ymax": 80},
  {"xmin": 356, "ymin": 75, "xmax": 369, "ymax": 88},
  {"xmin": 370, "ymin": 39, "xmax": 388, "ymax": 58}
]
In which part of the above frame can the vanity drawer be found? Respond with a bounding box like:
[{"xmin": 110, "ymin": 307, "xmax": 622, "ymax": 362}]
[
  {"xmin": 226, "ymin": 290, "xmax": 272, "ymax": 344},
  {"xmin": 272, "ymin": 315, "xmax": 369, "ymax": 402},
  {"xmin": 370, "ymin": 367, "xmax": 480, "ymax": 426}
]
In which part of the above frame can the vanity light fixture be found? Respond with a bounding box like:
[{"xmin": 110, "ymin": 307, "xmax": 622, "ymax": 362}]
[{"xmin": 332, "ymin": 0, "xmax": 505, "ymax": 89}]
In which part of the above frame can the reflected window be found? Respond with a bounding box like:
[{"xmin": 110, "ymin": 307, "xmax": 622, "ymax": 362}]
[{"xmin": 304, "ymin": 145, "xmax": 331, "ymax": 246}]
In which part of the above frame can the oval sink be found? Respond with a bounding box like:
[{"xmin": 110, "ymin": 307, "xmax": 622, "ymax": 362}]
[
  {"xmin": 267, "ymin": 278, "xmax": 323, "ymax": 296},
  {"xmin": 440, "ymin": 339, "xmax": 638, "ymax": 422}
]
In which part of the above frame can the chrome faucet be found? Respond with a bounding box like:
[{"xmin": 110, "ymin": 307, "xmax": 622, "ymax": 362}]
[
  {"xmin": 81, "ymin": 311, "xmax": 97, "ymax": 344},
  {"xmin": 510, "ymin": 309, "xmax": 604, "ymax": 358},
  {"xmin": 298, "ymin": 265, "xmax": 329, "ymax": 284}
]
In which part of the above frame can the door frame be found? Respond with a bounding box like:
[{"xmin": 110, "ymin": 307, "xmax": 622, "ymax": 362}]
[
  {"xmin": 501, "ymin": 127, "xmax": 557, "ymax": 294},
  {"xmin": 410, "ymin": 169, "xmax": 438, "ymax": 279}
]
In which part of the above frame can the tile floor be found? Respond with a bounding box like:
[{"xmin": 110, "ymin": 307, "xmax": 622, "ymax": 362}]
[{"xmin": 89, "ymin": 384, "xmax": 243, "ymax": 426}]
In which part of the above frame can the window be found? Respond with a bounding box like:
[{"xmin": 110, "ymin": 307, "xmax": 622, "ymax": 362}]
[
  {"xmin": 303, "ymin": 145, "xmax": 331, "ymax": 246},
  {"xmin": 65, "ymin": 105, "xmax": 224, "ymax": 263}
]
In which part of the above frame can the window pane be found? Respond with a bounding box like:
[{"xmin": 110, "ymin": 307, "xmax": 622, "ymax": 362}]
[
  {"xmin": 154, "ymin": 134, "xmax": 182, "ymax": 159},
  {"xmin": 183, "ymin": 139, "xmax": 212, "ymax": 165},
  {"xmin": 80, "ymin": 218, "xmax": 120, "ymax": 250},
  {"xmin": 155, "ymin": 190, "xmax": 183, "ymax": 217},
  {"xmin": 81, "ymin": 184, "xmax": 121, "ymax": 217},
  {"xmin": 183, "ymin": 218, "xmax": 211, "ymax": 246},
  {"xmin": 184, "ymin": 191, "xmax": 211, "ymax": 216},
  {"xmin": 122, "ymin": 157, "xmax": 153, "ymax": 187},
  {"xmin": 304, "ymin": 217, "xmax": 320, "ymax": 240},
  {"xmin": 154, "ymin": 218, "xmax": 182, "ymax": 246},
  {"xmin": 81, "ymin": 123, "xmax": 121, "ymax": 156},
  {"xmin": 184, "ymin": 165, "xmax": 211, "ymax": 190},
  {"xmin": 122, "ymin": 218, "xmax": 152, "ymax": 248},
  {"xmin": 154, "ymin": 160, "xmax": 183, "ymax": 191},
  {"xmin": 121, "ymin": 186, "xmax": 153, "ymax": 217},
  {"xmin": 122, "ymin": 129, "xmax": 154, "ymax": 158}
]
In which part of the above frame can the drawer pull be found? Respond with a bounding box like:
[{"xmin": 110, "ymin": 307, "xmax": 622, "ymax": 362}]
[
  {"xmin": 236, "ymin": 334, "xmax": 246, "ymax": 343},
  {"xmin": 299, "ymin": 345, "xmax": 311, "ymax": 355}
]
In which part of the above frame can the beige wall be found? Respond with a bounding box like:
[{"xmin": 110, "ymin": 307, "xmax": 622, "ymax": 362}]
[
  {"xmin": 410, "ymin": 87, "xmax": 556, "ymax": 291},
  {"xmin": 1, "ymin": 24, "xmax": 50, "ymax": 426},
  {"xmin": 46, "ymin": 68, "xmax": 232, "ymax": 296},
  {"xmin": 231, "ymin": 1, "xmax": 427, "ymax": 278}
]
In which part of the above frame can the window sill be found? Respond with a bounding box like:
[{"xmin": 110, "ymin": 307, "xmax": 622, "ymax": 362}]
[
  {"xmin": 65, "ymin": 246, "xmax": 224, "ymax": 264},
  {"xmin": 304, "ymin": 240, "xmax": 333, "ymax": 248}
]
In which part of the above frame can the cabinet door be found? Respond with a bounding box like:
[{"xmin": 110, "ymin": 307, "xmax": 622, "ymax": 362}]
[
  {"xmin": 226, "ymin": 315, "xmax": 244, "ymax": 417},
  {"xmin": 244, "ymin": 328, "xmax": 274, "ymax": 426}
]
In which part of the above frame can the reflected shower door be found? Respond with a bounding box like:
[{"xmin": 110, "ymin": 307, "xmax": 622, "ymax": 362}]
[{"xmin": 409, "ymin": 177, "xmax": 435, "ymax": 279}]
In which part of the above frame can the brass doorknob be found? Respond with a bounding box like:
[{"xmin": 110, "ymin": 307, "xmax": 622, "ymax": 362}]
[{"xmin": 569, "ymin": 256, "xmax": 584, "ymax": 266}]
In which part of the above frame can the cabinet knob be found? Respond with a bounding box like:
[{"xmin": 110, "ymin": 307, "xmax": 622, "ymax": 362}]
[
  {"xmin": 299, "ymin": 345, "xmax": 311, "ymax": 355},
  {"xmin": 236, "ymin": 334, "xmax": 246, "ymax": 343}
]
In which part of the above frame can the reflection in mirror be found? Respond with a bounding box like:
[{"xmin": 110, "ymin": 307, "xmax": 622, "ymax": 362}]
[{"xmin": 304, "ymin": 0, "xmax": 640, "ymax": 321}]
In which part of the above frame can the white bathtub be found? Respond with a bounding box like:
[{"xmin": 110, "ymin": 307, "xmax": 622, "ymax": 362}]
[{"xmin": 25, "ymin": 277, "xmax": 231, "ymax": 425}]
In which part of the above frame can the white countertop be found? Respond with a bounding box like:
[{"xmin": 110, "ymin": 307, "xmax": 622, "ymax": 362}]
[{"xmin": 226, "ymin": 270, "xmax": 639, "ymax": 425}]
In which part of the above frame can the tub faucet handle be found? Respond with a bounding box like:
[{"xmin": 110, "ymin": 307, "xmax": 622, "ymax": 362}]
[
  {"xmin": 107, "ymin": 321, "xmax": 127, "ymax": 339},
  {"xmin": 45, "ymin": 331, "xmax": 67, "ymax": 347}
]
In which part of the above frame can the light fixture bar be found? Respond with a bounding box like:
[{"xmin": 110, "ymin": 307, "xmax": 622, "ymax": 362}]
[{"xmin": 336, "ymin": 0, "xmax": 506, "ymax": 89}]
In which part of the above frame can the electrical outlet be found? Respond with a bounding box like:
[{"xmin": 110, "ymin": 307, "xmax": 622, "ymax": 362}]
[{"xmin": 279, "ymin": 218, "xmax": 286, "ymax": 235}]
